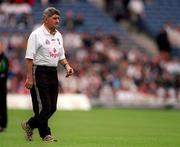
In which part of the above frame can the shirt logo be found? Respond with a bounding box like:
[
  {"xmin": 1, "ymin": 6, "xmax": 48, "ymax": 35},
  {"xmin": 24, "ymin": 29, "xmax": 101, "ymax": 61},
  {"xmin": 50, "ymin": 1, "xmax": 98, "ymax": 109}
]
[
  {"xmin": 49, "ymin": 48, "xmax": 60, "ymax": 58},
  {"xmin": 46, "ymin": 39, "xmax": 50, "ymax": 45}
]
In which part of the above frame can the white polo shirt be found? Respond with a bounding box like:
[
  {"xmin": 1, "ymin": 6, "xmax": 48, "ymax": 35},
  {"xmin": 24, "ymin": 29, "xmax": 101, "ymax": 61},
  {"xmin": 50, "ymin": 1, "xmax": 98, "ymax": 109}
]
[{"xmin": 25, "ymin": 24, "xmax": 65, "ymax": 67}]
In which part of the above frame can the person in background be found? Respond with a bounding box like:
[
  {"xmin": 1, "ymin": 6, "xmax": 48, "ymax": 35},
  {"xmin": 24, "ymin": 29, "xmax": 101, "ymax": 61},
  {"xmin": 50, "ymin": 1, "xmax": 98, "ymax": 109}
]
[{"xmin": 0, "ymin": 41, "xmax": 9, "ymax": 133}]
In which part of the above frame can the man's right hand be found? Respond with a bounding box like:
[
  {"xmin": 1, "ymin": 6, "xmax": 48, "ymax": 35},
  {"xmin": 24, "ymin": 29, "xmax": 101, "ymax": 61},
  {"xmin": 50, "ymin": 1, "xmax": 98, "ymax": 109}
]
[{"xmin": 25, "ymin": 77, "xmax": 33, "ymax": 89}]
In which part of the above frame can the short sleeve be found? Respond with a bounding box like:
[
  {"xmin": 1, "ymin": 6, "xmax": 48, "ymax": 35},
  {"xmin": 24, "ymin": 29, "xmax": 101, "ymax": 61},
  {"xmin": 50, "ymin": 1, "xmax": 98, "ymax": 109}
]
[
  {"xmin": 25, "ymin": 32, "xmax": 38, "ymax": 59},
  {"xmin": 59, "ymin": 33, "xmax": 66, "ymax": 60}
]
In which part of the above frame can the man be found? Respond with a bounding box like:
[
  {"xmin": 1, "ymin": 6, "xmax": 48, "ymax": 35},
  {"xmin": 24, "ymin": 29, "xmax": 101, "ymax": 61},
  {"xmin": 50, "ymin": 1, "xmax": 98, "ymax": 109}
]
[
  {"xmin": 0, "ymin": 41, "xmax": 8, "ymax": 133},
  {"xmin": 22, "ymin": 7, "xmax": 74, "ymax": 142}
]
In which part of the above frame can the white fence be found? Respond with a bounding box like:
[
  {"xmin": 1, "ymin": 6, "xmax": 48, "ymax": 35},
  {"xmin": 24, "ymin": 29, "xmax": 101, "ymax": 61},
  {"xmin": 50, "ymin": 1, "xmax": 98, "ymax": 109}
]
[
  {"xmin": 7, "ymin": 94, "xmax": 91, "ymax": 110},
  {"xmin": 7, "ymin": 91, "xmax": 180, "ymax": 110}
]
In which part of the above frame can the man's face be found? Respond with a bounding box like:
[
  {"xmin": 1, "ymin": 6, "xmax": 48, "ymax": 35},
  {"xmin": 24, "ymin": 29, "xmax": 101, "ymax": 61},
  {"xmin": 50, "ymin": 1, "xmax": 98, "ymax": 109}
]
[{"xmin": 45, "ymin": 14, "xmax": 60, "ymax": 30}]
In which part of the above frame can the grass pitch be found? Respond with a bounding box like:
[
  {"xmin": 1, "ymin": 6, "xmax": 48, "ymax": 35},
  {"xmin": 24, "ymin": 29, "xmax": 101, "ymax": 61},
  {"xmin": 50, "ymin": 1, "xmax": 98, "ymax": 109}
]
[{"xmin": 0, "ymin": 109, "xmax": 180, "ymax": 147}]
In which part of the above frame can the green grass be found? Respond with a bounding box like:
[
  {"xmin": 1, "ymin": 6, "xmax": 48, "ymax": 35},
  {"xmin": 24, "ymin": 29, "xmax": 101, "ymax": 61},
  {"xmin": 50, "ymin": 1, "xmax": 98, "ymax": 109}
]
[{"xmin": 0, "ymin": 109, "xmax": 180, "ymax": 147}]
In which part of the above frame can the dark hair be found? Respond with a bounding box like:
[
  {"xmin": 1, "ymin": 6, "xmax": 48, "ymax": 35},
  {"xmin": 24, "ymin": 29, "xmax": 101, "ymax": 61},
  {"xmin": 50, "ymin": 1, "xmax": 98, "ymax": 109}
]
[{"xmin": 43, "ymin": 7, "xmax": 60, "ymax": 20}]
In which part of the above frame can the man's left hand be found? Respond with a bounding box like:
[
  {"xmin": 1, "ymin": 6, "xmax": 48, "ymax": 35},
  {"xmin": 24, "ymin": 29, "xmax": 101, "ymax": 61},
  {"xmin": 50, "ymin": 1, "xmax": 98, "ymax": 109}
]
[{"xmin": 65, "ymin": 65, "xmax": 74, "ymax": 78}]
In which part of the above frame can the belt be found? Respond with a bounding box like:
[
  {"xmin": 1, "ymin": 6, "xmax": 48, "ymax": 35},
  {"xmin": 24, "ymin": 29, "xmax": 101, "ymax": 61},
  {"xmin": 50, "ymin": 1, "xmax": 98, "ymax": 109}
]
[{"xmin": 33, "ymin": 65, "xmax": 57, "ymax": 70}]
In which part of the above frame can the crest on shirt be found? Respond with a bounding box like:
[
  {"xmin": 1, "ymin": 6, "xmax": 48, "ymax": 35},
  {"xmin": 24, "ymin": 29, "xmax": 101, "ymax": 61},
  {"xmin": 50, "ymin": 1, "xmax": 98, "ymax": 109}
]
[
  {"xmin": 49, "ymin": 48, "xmax": 60, "ymax": 58},
  {"xmin": 45, "ymin": 39, "xmax": 50, "ymax": 45}
]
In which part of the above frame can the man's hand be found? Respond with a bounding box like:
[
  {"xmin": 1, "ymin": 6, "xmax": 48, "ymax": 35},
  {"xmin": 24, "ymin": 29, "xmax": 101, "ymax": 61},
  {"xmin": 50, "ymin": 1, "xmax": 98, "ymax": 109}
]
[
  {"xmin": 59, "ymin": 58, "xmax": 74, "ymax": 78},
  {"xmin": 25, "ymin": 77, "xmax": 33, "ymax": 89},
  {"xmin": 25, "ymin": 59, "xmax": 33, "ymax": 89},
  {"xmin": 65, "ymin": 64, "xmax": 74, "ymax": 78}
]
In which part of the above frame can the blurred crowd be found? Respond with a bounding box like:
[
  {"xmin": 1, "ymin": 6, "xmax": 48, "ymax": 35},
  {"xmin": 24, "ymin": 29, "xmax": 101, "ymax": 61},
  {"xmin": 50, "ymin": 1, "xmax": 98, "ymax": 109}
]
[
  {"xmin": 0, "ymin": 0, "xmax": 180, "ymax": 102},
  {"xmin": 0, "ymin": 0, "xmax": 33, "ymax": 29},
  {"xmin": 104, "ymin": 0, "xmax": 153, "ymax": 31},
  {"xmin": 1, "ymin": 29, "xmax": 179, "ymax": 101},
  {"xmin": 0, "ymin": 0, "xmax": 85, "ymax": 30},
  {"xmin": 59, "ymin": 30, "xmax": 180, "ymax": 101}
]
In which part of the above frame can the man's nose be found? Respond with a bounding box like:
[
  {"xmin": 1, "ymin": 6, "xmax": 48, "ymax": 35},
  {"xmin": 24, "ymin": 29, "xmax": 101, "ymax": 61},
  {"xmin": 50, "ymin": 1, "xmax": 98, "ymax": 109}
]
[{"xmin": 56, "ymin": 19, "xmax": 60, "ymax": 23}]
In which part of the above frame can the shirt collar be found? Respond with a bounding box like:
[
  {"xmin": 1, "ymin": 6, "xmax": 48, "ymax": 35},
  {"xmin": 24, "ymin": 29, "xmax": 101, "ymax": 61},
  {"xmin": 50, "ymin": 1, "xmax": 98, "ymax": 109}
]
[
  {"xmin": 41, "ymin": 24, "xmax": 57, "ymax": 35},
  {"xmin": 41, "ymin": 24, "xmax": 50, "ymax": 35}
]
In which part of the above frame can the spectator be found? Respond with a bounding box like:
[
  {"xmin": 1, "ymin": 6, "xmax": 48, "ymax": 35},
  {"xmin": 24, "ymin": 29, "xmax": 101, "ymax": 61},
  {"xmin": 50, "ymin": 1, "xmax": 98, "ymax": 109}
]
[
  {"xmin": 63, "ymin": 10, "xmax": 76, "ymax": 31},
  {"xmin": 63, "ymin": 10, "xmax": 84, "ymax": 31},
  {"xmin": 74, "ymin": 12, "xmax": 84, "ymax": 27},
  {"xmin": 0, "ymin": 41, "xmax": 9, "ymax": 133},
  {"xmin": 156, "ymin": 26, "xmax": 171, "ymax": 54},
  {"xmin": 127, "ymin": 0, "xmax": 146, "ymax": 31}
]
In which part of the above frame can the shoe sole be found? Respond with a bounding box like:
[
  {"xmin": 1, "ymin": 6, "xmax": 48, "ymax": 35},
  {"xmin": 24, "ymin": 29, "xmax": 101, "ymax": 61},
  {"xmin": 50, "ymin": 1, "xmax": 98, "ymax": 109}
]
[{"xmin": 43, "ymin": 139, "xmax": 58, "ymax": 142}]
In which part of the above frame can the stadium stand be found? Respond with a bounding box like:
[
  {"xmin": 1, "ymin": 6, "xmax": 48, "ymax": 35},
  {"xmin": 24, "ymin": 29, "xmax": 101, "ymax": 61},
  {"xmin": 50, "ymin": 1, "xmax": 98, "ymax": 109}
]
[
  {"xmin": 32, "ymin": 0, "xmax": 141, "ymax": 50},
  {"xmin": 144, "ymin": 0, "xmax": 180, "ymax": 36},
  {"xmin": 143, "ymin": 0, "xmax": 180, "ymax": 57},
  {"xmin": 0, "ymin": 0, "xmax": 180, "ymax": 108}
]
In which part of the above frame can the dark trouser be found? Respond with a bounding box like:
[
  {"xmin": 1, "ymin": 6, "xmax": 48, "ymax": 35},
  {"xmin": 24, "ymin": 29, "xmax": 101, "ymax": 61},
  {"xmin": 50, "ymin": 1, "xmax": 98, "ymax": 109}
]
[
  {"xmin": 0, "ymin": 78, "xmax": 7, "ymax": 129},
  {"xmin": 28, "ymin": 65, "xmax": 58, "ymax": 138}
]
